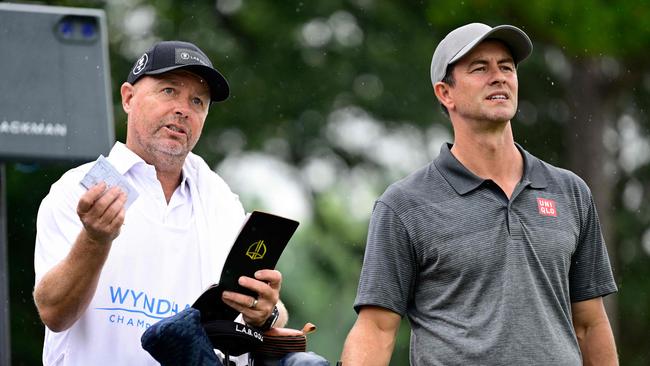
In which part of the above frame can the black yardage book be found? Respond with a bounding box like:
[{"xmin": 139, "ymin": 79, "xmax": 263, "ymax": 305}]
[{"xmin": 192, "ymin": 211, "xmax": 299, "ymax": 321}]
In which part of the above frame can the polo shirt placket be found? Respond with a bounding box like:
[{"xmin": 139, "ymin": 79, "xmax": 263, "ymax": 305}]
[{"xmin": 437, "ymin": 143, "xmax": 550, "ymax": 241}]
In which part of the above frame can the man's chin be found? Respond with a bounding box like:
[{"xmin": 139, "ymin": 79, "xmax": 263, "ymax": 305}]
[
  {"xmin": 485, "ymin": 109, "xmax": 516, "ymax": 123},
  {"xmin": 151, "ymin": 143, "xmax": 189, "ymax": 158}
]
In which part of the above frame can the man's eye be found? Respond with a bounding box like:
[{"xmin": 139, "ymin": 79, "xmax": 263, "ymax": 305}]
[
  {"xmin": 192, "ymin": 97, "xmax": 205, "ymax": 106},
  {"xmin": 162, "ymin": 87, "xmax": 174, "ymax": 95}
]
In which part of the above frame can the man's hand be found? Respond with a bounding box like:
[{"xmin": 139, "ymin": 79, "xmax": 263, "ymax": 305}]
[
  {"xmin": 221, "ymin": 269, "xmax": 282, "ymax": 327},
  {"xmin": 77, "ymin": 182, "xmax": 127, "ymax": 244}
]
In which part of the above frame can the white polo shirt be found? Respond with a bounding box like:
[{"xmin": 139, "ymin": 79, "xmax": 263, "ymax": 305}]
[{"xmin": 35, "ymin": 142, "xmax": 246, "ymax": 365}]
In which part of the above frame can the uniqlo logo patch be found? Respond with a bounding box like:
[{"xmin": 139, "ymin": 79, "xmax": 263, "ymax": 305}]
[{"xmin": 537, "ymin": 198, "xmax": 557, "ymax": 217}]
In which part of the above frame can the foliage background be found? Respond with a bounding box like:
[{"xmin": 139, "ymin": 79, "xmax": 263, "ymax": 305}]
[{"xmin": 3, "ymin": 0, "xmax": 650, "ymax": 365}]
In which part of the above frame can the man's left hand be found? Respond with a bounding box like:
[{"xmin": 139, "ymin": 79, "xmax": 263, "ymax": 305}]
[{"xmin": 221, "ymin": 269, "xmax": 281, "ymax": 327}]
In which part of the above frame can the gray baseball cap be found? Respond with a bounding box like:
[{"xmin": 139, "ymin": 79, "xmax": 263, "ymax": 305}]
[{"xmin": 430, "ymin": 23, "xmax": 533, "ymax": 85}]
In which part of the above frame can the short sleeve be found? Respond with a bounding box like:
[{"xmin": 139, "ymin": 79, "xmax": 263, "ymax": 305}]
[
  {"xmin": 353, "ymin": 200, "xmax": 416, "ymax": 316},
  {"xmin": 34, "ymin": 173, "xmax": 86, "ymax": 286},
  {"xmin": 568, "ymin": 194, "xmax": 618, "ymax": 302}
]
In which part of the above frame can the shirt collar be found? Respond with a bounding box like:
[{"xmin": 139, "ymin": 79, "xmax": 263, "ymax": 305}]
[
  {"xmin": 107, "ymin": 141, "xmax": 193, "ymax": 188},
  {"xmin": 106, "ymin": 142, "xmax": 146, "ymax": 175},
  {"xmin": 434, "ymin": 142, "xmax": 547, "ymax": 196},
  {"xmin": 180, "ymin": 164, "xmax": 191, "ymax": 193}
]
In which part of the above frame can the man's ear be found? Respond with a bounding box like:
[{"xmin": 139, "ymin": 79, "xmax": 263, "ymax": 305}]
[
  {"xmin": 120, "ymin": 82, "xmax": 135, "ymax": 114},
  {"xmin": 433, "ymin": 81, "xmax": 454, "ymax": 112}
]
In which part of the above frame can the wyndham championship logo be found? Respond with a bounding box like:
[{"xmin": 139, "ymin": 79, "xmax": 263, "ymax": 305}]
[{"xmin": 96, "ymin": 285, "xmax": 191, "ymax": 329}]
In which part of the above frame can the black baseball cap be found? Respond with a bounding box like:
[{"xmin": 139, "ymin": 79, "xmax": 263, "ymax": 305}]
[{"xmin": 127, "ymin": 40, "xmax": 230, "ymax": 102}]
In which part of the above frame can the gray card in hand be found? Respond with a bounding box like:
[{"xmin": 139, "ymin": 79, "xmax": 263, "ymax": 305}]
[{"xmin": 80, "ymin": 155, "xmax": 139, "ymax": 209}]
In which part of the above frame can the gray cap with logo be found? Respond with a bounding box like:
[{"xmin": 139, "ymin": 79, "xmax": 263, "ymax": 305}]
[{"xmin": 430, "ymin": 23, "xmax": 533, "ymax": 85}]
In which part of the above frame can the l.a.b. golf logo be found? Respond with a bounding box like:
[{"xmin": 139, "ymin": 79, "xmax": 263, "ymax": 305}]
[
  {"xmin": 246, "ymin": 240, "xmax": 267, "ymax": 260},
  {"xmin": 175, "ymin": 48, "xmax": 209, "ymax": 66}
]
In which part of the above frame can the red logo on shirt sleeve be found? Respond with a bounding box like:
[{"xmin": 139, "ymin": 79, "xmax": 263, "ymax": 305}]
[{"xmin": 537, "ymin": 198, "xmax": 557, "ymax": 217}]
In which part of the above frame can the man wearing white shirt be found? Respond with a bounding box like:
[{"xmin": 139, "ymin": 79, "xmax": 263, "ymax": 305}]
[{"xmin": 33, "ymin": 40, "xmax": 327, "ymax": 366}]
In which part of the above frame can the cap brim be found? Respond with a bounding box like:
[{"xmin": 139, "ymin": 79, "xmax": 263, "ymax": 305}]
[
  {"xmin": 145, "ymin": 64, "xmax": 230, "ymax": 103},
  {"xmin": 449, "ymin": 25, "xmax": 533, "ymax": 66}
]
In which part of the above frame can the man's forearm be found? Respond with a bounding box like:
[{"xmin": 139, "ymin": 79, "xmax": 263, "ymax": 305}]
[
  {"xmin": 341, "ymin": 308, "xmax": 400, "ymax": 366},
  {"xmin": 576, "ymin": 320, "xmax": 618, "ymax": 366},
  {"xmin": 341, "ymin": 325, "xmax": 395, "ymax": 365},
  {"xmin": 34, "ymin": 229, "xmax": 111, "ymax": 332},
  {"xmin": 572, "ymin": 297, "xmax": 618, "ymax": 366}
]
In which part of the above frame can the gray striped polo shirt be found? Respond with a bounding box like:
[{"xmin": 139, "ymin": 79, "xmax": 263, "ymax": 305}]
[{"xmin": 354, "ymin": 143, "xmax": 617, "ymax": 366}]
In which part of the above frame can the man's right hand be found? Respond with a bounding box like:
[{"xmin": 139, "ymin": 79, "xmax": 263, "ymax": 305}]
[{"xmin": 77, "ymin": 182, "xmax": 127, "ymax": 244}]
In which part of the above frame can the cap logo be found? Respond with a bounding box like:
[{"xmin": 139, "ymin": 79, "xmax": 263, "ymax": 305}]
[
  {"xmin": 132, "ymin": 53, "xmax": 148, "ymax": 75},
  {"xmin": 537, "ymin": 197, "xmax": 557, "ymax": 217},
  {"xmin": 175, "ymin": 48, "xmax": 210, "ymax": 67}
]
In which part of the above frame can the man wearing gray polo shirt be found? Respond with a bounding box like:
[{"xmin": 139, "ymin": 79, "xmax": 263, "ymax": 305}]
[{"xmin": 341, "ymin": 23, "xmax": 618, "ymax": 365}]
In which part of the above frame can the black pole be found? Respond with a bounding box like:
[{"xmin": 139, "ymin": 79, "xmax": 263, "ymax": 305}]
[{"xmin": 0, "ymin": 163, "xmax": 10, "ymax": 365}]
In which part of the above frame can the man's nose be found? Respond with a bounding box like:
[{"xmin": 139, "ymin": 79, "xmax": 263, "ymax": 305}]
[
  {"xmin": 172, "ymin": 100, "xmax": 191, "ymax": 118},
  {"xmin": 489, "ymin": 68, "xmax": 507, "ymax": 85}
]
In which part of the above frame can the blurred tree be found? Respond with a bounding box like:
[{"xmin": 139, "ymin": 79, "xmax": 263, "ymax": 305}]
[{"xmin": 3, "ymin": 0, "xmax": 650, "ymax": 365}]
